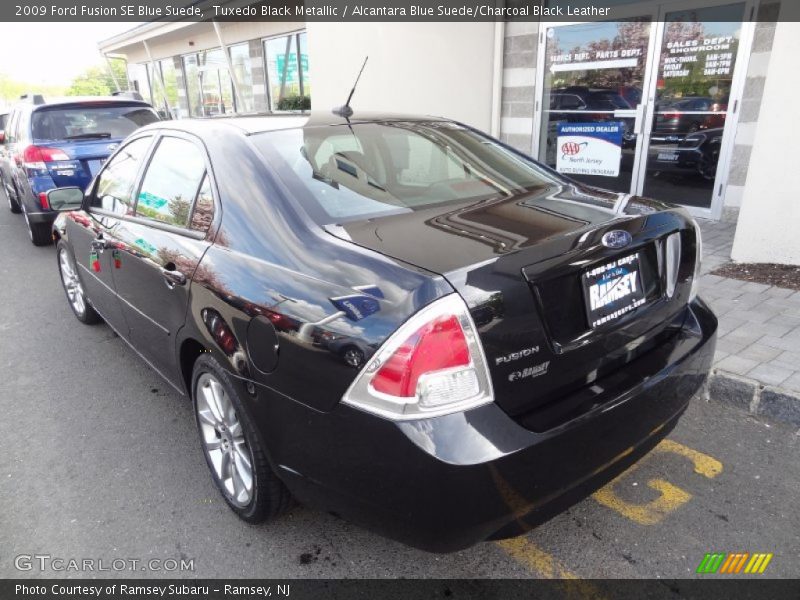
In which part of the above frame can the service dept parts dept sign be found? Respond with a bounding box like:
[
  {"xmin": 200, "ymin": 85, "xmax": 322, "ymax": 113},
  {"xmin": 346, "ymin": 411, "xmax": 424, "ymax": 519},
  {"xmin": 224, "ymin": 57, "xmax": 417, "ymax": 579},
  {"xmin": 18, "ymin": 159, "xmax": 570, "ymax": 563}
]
[{"xmin": 556, "ymin": 122, "xmax": 623, "ymax": 177}]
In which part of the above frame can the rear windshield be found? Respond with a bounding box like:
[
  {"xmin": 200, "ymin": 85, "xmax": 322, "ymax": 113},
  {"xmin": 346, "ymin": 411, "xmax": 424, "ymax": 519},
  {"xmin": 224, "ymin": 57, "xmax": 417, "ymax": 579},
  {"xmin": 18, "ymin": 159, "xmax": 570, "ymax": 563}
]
[
  {"xmin": 31, "ymin": 105, "xmax": 159, "ymax": 142},
  {"xmin": 255, "ymin": 121, "xmax": 560, "ymax": 225}
]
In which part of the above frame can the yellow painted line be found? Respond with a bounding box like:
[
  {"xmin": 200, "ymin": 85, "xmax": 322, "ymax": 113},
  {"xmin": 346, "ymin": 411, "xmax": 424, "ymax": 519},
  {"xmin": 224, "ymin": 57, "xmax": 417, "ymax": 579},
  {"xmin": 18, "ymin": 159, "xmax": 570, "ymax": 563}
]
[
  {"xmin": 495, "ymin": 538, "xmax": 608, "ymax": 599},
  {"xmin": 655, "ymin": 439, "xmax": 723, "ymax": 479},
  {"xmin": 496, "ymin": 537, "xmax": 580, "ymax": 579},
  {"xmin": 592, "ymin": 477, "xmax": 692, "ymax": 525}
]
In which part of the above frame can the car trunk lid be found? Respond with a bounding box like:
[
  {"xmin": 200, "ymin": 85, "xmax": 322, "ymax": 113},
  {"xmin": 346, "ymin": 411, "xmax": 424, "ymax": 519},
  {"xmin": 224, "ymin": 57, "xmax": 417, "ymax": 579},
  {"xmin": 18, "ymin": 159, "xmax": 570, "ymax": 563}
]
[{"xmin": 331, "ymin": 184, "xmax": 698, "ymax": 428}]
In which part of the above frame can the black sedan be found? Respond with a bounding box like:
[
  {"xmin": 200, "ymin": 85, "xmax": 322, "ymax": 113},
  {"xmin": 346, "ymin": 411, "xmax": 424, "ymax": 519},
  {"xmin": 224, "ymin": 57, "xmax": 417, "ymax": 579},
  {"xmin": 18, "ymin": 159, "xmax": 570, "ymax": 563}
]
[{"xmin": 49, "ymin": 113, "xmax": 716, "ymax": 552}]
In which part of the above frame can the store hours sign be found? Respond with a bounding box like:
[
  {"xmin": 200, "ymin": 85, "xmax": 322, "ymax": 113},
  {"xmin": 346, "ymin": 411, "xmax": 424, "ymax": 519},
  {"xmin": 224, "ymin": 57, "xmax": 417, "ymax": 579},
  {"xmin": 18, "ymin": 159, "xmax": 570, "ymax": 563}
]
[{"xmin": 556, "ymin": 122, "xmax": 623, "ymax": 177}]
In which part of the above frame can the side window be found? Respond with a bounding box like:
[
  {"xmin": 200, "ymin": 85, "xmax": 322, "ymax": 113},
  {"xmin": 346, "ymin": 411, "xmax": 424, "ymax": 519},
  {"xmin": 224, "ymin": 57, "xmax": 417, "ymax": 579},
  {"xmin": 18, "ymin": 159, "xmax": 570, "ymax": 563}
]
[
  {"xmin": 92, "ymin": 137, "xmax": 152, "ymax": 215},
  {"xmin": 189, "ymin": 175, "xmax": 215, "ymax": 233},
  {"xmin": 135, "ymin": 137, "xmax": 206, "ymax": 227}
]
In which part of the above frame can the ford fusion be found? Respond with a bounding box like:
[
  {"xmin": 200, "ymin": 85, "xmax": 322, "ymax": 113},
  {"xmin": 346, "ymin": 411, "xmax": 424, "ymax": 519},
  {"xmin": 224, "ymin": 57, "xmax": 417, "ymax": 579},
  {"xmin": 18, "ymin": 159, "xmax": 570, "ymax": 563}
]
[{"xmin": 50, "ymin": 113, "xmax": 716, "ymax": 552}]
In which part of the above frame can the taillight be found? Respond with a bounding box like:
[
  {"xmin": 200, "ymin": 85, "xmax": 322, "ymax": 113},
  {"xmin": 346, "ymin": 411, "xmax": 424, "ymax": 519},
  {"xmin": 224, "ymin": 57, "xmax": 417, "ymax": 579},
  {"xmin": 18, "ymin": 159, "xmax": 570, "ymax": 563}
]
[
  {"xmin": 342, "ymin": 294, "xmax": 493, "ymax": 420},
  {"xmin": 372, "ymin": 315, "xmax": 470, "ymax": 397},
  {"xmin": 38, "ymin": 192, "xmax": 50, "ymax": 210},
  {"xmin": 22, "ymin": 145, "xmax": 69, "ymax": 170}
]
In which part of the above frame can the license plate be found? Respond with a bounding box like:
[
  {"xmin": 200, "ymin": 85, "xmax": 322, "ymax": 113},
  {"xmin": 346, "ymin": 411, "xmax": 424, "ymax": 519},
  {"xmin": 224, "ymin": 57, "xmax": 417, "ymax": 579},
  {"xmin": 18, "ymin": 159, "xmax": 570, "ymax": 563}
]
[
  {"xmin": 657, "ymin": 152, "xmax": 679, "ymax": 162},
  {"xmin": 581, "ymin": 253, "xmax": 647, "ymax": 329}
]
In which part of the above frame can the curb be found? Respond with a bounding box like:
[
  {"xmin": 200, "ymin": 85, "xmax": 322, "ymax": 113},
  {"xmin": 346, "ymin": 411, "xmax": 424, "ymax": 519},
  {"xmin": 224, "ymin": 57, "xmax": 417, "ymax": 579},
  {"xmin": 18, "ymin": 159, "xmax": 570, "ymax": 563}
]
[{"xmin": 705, "ymin": 370, "xmax": 800, "ymax": 428}]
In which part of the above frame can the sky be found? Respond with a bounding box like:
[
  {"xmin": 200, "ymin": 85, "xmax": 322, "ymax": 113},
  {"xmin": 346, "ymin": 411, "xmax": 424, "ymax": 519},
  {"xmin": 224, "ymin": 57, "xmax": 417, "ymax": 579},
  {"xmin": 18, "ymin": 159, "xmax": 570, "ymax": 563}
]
[{"xmin": 0, "ymin": 22, "xmax": 141, "ymax": 86}]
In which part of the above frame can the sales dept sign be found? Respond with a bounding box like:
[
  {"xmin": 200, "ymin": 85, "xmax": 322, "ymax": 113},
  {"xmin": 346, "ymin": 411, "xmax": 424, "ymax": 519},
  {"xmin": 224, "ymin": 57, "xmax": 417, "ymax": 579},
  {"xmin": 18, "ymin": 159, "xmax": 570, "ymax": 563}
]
[{"xmin": 556, "ymin": 122, "xmax": 623, "ymax": 177}]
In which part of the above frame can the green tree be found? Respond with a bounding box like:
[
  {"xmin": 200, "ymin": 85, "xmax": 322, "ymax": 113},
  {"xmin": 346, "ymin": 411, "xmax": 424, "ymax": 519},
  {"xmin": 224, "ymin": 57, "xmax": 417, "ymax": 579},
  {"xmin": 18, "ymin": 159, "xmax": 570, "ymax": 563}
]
[
  {"xmin": 66, "ymin": 60, "xmax": 128, "ymax": 97},
  {"xmin": 0, "ymin": 74, "xmax": 64, "ymax": 106}
]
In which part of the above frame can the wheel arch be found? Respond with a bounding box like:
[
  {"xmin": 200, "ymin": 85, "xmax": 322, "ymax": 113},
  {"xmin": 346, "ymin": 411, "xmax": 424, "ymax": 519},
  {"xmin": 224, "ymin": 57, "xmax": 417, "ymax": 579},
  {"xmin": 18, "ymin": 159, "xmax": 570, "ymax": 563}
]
[{"xmin": 179, "ymin": 337, "xmax": 208, "ymax": 396}]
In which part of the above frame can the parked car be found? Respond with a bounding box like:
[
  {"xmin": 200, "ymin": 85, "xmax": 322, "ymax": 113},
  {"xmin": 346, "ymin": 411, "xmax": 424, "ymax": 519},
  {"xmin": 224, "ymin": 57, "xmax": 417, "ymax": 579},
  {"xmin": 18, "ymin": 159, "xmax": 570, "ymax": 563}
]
[
  {"xmin": 50, "ymin": 113, "xmax": 716, "ymax": 552},
  {"xmin": 0, "ymin": 94, "xmax": 159, "ymax": 245},
  {"xmin": 648, "ymin": 128, "xmax": 723, "ymax": 181},
  {"xmin": 653, "ymin": 97, "xmax": 727, "ymax": 136}
]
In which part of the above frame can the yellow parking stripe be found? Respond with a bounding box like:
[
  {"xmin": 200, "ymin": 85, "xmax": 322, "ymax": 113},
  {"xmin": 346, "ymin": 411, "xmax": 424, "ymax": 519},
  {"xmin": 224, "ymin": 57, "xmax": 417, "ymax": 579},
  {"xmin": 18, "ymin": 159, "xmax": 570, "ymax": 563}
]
[
  {"xmin": 655, "ymin": 439, "xmax": 723, "ymax": 479},
  {"xmin": 496, "ymin": 538, "xmax": 579, "ymax": 579},
  {"xmin": 496, "ymin": 538, "xmax": 607, "ymax": 598},
  {"xmin": 592, "ymin": 477, "xmax": 692, "ymax": 525}
]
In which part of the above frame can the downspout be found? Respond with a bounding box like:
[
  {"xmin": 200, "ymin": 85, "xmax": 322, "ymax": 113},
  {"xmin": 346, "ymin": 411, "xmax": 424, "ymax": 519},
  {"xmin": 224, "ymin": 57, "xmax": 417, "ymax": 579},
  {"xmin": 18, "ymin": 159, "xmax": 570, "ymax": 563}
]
[
  {"xmin": 143, "ymin": 40, "xmax": 171, "ymax": 117},
  {"xmin": 490, "ymin": 20, "xmax": 505, "ymax": 138},
  {"xmin": 212, "ymin": 20, "xmax": 244, "ymax": 112}
]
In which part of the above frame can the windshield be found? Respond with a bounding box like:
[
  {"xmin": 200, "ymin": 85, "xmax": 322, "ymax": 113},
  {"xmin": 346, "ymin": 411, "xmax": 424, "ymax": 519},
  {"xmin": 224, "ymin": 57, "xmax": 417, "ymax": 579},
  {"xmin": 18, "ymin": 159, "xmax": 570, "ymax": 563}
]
[
  {"xmin": 32, "ymin": 105, "xmax": 159, "ymax": 143},
  {"xmin": 255, "ymin": 121, "xmax": 560, "ymax": 225}
]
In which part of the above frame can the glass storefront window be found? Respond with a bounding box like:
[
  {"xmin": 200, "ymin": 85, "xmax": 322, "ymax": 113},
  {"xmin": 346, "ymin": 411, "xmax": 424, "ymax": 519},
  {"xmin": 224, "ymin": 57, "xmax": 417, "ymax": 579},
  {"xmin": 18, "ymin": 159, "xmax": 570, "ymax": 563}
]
[
  {"xmin": 147, "ymin": 59, "xmax": 179, "ymax": 119},
  {"xmin": 200, "ymin": 48, "xmax": 235, "ymax": 116},
  {"xmin": 539, "ymin": 19, "xmax": 652, "ymax": 193},
  {"xmin": 159, "ymin": 59, "xmax": 179, "ymax": 118},
  {"xmin": 183, "ymin": 49, "xmax": 236, "ymax": 117},
  {"xmin": 183, "ymin": 54, "xmax": 201, "ymax": 117},
  {"xmin": 264, "ymin": 32, "xmax": 310, "ymax": 111},
  {"xmin": 229, "ymin": 42, "xmax": 254, "ymax": 113},
  {"xmin": 642, "ymin": 3, "xmax": 746, "ymax": 208},
  {"xmin": 130, "ymin": 63, "xmax": 152, "ymax": 106}
]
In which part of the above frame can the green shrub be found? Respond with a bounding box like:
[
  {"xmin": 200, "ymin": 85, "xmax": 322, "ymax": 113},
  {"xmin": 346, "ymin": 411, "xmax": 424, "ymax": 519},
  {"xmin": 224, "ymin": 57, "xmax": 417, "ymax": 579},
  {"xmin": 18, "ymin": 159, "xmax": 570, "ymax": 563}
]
[{"xmin": 276, "ymin": 95, "xmax": 311, "ymax": 111}]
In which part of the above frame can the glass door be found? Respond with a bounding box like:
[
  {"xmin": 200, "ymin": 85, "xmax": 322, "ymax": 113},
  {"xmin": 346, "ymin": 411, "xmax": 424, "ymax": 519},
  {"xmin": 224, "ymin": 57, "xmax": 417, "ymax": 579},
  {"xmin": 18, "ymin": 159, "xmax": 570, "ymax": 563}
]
[
  {"xmin": 537, "ymin": 15, "xmax": 659, "ymax": 194},
  {"xmin": 639, "ymin": 1, "xmax": 750, "ymax": 214},
  {"xmin": 535, "ymin": 0, "xmax": 755, "ymax": 218}
]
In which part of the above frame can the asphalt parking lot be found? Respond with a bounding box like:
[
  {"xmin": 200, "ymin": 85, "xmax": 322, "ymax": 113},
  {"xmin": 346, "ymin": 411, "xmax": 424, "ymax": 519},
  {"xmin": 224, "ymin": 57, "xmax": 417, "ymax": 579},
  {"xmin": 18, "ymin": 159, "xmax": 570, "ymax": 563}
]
[{"xmin": 0, "ymin": 189, "xmax": 798, "ymax": 580}]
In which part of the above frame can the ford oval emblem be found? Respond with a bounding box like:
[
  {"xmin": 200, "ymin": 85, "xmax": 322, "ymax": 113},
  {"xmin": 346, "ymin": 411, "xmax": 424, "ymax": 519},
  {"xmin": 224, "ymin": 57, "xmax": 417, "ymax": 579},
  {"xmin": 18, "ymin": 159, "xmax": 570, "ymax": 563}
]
[
  {"xmin": 107, "ymin": 143, "xmax": 119, "ymax": 152},
  {"xmin": 602, "ymin": 230, "xmax": 632, "ymax": 249}
]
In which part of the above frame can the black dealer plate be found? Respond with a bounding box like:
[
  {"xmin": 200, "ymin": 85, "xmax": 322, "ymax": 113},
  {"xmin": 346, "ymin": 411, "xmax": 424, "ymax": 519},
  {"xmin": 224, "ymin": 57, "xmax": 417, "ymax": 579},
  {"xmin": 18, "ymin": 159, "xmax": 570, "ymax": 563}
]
[{"xmin": 581, "ymin": 253, "xmax": 647, "ymax": 328}]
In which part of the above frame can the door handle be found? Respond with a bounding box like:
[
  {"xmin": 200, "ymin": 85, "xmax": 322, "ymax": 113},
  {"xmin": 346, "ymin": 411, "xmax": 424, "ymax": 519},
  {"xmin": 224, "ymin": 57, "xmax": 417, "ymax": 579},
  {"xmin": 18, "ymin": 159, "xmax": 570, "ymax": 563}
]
[
  {"xmin": 91, "ymin": 237, "xmax": 108, "ymax": 252},
  {"xmin": 634, "ymin": 103, "xmax": 646, "ymax": 136},
  {"xmin": 161, "ymin": 267, "xmax": 187, "ymax": 288}
]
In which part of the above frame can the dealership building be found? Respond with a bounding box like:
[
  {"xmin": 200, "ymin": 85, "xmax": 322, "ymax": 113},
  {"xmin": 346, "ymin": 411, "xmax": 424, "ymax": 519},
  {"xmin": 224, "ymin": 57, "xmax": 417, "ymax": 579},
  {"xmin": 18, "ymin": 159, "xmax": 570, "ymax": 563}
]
[{"xmin": 98, "ymin": 0, "xmax": 799, "ymax": 264}]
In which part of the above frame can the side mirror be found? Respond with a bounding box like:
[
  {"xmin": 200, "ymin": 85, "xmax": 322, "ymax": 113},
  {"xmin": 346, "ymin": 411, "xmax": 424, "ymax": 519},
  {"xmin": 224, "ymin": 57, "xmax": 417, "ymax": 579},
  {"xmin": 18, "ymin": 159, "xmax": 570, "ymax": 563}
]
[
  {"xmin": 47, "ymin": 187, "xmax": 84, "ymax": 211},
  {"xmin": 0, "ymin": 131, "xmax": 5, "ymax": 144}
]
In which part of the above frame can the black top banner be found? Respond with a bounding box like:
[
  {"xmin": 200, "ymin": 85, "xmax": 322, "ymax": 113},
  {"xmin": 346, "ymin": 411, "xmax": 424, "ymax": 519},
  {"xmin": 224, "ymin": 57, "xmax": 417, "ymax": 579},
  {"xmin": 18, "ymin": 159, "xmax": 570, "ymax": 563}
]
[{"xmin": 0, "ymin": 0, "xmax": 790, "ymax": 23}]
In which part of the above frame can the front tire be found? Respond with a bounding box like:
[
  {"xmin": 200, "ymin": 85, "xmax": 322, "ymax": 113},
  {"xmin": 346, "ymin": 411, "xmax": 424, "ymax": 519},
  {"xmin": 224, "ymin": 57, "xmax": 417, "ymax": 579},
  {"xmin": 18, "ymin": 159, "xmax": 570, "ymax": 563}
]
[
  {"xmin": 57, "ymin": 241, "xmax": 102, "ymax": 324},
  {"xmin": 192, "ymin": 354, "xmax": 291, "ymax": 523},
  {"xmin": 3, "ymin": 177, "xmax": 21, "ymax": 214}
]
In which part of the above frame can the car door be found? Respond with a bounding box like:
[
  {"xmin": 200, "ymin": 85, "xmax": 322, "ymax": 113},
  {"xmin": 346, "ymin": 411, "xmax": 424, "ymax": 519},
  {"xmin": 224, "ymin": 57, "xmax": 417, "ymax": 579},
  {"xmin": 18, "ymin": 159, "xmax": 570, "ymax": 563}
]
[
  {"xmin": 71, "ymin": 135, "xmax": 156, "ymax": 335},
  {"xmin": 105, "ymin": 133, "xmax": 216, "ymax": 388}
]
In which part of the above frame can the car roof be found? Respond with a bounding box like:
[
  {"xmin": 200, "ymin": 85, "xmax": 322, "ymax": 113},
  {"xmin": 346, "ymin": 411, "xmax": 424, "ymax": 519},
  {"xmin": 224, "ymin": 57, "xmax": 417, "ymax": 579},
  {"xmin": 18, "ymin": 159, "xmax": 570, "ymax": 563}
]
[
  {"xmin": 137, "ymin": 111, "xmax": 450, "ymax": 137},
  {"xmin": 14, "ymin": 97, "xmax": 153, "ymax": 112}
]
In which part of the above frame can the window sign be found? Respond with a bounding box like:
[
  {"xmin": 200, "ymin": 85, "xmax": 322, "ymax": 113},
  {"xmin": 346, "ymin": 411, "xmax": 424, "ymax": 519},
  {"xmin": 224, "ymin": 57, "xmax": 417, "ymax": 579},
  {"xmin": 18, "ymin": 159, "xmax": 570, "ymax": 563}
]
[{"xmin": 556, "ymin": 122, "xmax": 623, "ymax": 177}]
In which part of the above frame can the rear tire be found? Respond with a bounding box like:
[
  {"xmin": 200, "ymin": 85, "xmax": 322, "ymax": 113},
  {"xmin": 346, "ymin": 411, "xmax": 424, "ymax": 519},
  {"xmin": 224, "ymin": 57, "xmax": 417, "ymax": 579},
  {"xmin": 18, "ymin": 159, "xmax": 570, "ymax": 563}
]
[
  {"xmin": 23, "ymin": 207, "xmax": 52, "ymax": 246},
  {"xmin": 192, "ymin": 354, "xmax": 292, "ymax": 523},
  {"xmin": 57, "ymin": 241, "xmax": 102, "ymax": 324}
]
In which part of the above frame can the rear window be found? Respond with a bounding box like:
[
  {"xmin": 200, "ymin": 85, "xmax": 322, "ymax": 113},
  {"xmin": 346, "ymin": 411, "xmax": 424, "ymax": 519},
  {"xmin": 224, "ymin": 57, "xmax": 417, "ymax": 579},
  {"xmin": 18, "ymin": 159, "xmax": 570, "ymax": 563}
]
[
  {"xmin": 31, "ymin": 104, "xmax": 159, "ymax": 142},
  {"xmin": 0, "ymin": 114, "xmax": 7, "ymax": 130},
  {"xmin": 255, "ymin": 121, "xmax": 559, "ymax": 225}
]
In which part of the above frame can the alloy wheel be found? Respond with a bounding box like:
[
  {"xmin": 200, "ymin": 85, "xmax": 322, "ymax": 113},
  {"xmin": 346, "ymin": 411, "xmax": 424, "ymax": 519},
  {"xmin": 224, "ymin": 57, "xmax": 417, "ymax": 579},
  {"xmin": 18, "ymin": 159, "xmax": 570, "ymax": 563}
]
[
  {"xmin": 343, "ymin": 347, "xmax": 365, "ymax": 368},
  {"xmin": 196, "ymin": 373, "xmax": 254, "ymax": 508},
  {"xmin": 58, "ymin": 248, "xmax": 86, "ymax": 316}
]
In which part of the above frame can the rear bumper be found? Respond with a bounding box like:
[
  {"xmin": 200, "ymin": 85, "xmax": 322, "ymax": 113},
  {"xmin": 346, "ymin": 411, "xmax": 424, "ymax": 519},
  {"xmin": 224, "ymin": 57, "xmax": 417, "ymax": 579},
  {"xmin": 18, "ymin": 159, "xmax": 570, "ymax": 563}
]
[{"xmin": 260, "ymin": 298, "xmax": 717, "ymax": 552}]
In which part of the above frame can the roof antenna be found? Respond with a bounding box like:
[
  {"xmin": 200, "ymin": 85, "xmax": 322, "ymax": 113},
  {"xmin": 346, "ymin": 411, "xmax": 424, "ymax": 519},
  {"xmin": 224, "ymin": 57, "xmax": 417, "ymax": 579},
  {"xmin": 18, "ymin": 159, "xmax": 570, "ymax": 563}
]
[{"xmin": 332, "ymin": 56, "xmax": 368, "ymax": 119}]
